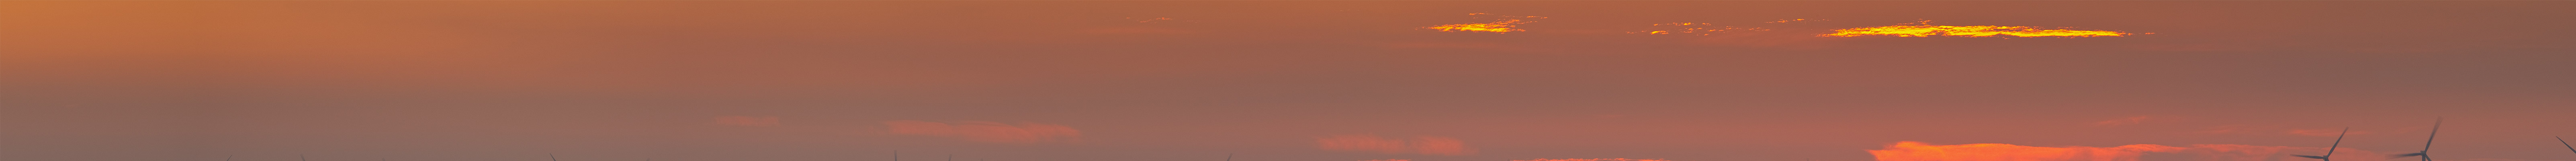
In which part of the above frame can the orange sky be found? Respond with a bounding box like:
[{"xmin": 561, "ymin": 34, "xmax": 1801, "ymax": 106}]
[{"xmin": 5, "ymin": 1, "xmax": 2576, "ymax": 161}]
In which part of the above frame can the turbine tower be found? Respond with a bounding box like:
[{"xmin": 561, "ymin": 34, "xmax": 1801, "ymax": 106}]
[
  {"xmin": 2389, "ymin": 118, "xmax": 2441, "ymax": 161},
  {"xmin": 2292, "ymin": 127, "xmax": 2348, "ymax": 161}
]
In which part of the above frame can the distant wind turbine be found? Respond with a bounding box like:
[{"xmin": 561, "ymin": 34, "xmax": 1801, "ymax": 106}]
[
  {"xmin": 2292, "ymin": 127, "xmax": 2349, "ymax": 161},
  {"xmin": 2389, "ymin": 118, "xmax": 2441, "ymax": 161},
  {"xmin": 946, "ymin": 154, "xmax": 953, "ymax": 161},
  {"xmin": 224, "ymin": 155, "xmax": 233, "ymax": 161},
  {"xmin": 551, "ymin": 153, "xmax": 561, "ymax": 161},
  {"xmin": 301, "ymin": 154, "xmax": 308, "ymax": 161},
  {"xmin": 1225, "ymin": 153, "xmax": 1233, "ymax": 161}
]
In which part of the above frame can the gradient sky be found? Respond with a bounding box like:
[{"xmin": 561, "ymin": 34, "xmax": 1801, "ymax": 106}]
[{"xmin": 6, "ymin": 1, "xmax": 2576, "ymax": 161}]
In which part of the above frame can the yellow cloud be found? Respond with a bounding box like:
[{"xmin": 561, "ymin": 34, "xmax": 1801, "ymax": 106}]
[
  {"xmin": 1822, "ymin": 21, "xmax": 2133, "ymax": 37},
  {"xmin": 1426, "ymin": 13, "xmax": 1545, "ymax": 33},
  {"xmin": 1629, "ymin": 23, "xmax": 1770, "ymax": 35}
]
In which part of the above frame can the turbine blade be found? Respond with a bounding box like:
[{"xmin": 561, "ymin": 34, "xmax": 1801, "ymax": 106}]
[
  {"xmin": 2423, "ymin": 118, "xmax": 2441, "ymax": 151},
  {"xmin": 2325, "ymin": 127, "xmax": 2347, "ymax": 157}
]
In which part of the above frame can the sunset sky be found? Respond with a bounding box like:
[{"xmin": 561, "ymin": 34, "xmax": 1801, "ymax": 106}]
[{"xmin": 5, "ymin": 1, "xmax": 2576, "ymax": 161}]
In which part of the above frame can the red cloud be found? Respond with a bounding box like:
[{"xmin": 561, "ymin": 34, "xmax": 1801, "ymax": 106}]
[
  {"xmin": 1317, "ymin": 134, "xmax": 1476, "ymax": 155},
  {"xmin": 883, "ymin": 120, "xmax": 1082, "ymax": 144},
  {"xmin": 714, "ymin": 116, "xmax": 781, "ymax": 127},
  {"xmin": 1870, "ymin": 142, "xmax": 2390, "ymax": 161}
]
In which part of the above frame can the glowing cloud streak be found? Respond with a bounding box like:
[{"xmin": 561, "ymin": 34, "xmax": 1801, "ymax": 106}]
[
  {"xmin": 1426, "ymin": 13, "xmax": 1546, "ymax": 33},
  {"xmin": 1870, "ymin": 141, "xmax": 2185, "ymax": 161},
  {"xmin": 1822, "ymin": 21, "xmax": 2132, "ymax": 37},
  {"xmin": 1629, "ymin": 23, "xmax": 1768, "ymax": 35}
]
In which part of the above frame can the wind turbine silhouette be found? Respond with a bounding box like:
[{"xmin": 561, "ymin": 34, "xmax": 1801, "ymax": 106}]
[
  {"xmin": 2389, "ymin": 118, "xmax": 2441, "ymax": 161},
  {"xmin": 2292, "ymin": 127, "xmax": 2349, "ymax": 161}
]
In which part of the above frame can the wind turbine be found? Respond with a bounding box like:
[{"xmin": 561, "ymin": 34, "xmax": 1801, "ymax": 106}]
[
  {"xmin": 551, "ymin": 153, "xmax": 561, "ymax": 161},
  {"xmin": 1225, "ymin": 153, "xmax": 1233, "ymax": 161},
  {"xmin": 2292, "ymin": 127, "xmax": 2349, "ymax": 161},
  {"xmin": 2389, "ymin": 118, "xmax": 2441, "ymax": 161}
]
